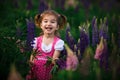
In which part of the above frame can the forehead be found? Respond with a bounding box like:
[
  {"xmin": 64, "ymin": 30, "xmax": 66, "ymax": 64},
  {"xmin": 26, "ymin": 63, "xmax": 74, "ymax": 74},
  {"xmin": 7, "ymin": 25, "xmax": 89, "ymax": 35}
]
[{"xmin": 42, "ymin": 14, "xmax": 57, "ymax": 20}]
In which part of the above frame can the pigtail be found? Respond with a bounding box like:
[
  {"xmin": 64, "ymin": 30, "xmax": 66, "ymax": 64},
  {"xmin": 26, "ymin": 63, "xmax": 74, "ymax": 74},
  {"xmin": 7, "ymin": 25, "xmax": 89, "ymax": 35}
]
[
  {"xmin": 58, "ymin": 14, "xmax": 67, "ymax": 29},
  {"xmin": 34, "ymin": 14, "xmax": 41, "ymax": 27}
]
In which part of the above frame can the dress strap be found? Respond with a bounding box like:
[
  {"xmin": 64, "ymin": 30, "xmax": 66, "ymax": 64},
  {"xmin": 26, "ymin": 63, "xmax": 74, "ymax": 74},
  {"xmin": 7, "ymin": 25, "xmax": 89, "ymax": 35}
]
[
  {"xmin": 51, "ymin": 36, "xmax": 60, "ymax": 50},
  {"xmin": 36, "ymin": 36, "xmax": 43, "ymax": 51}
]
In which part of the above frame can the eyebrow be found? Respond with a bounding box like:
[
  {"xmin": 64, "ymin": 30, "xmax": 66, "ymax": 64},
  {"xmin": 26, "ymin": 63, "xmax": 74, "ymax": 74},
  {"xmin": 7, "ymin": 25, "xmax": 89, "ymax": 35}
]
[{"xmin": 43, "ymin": 19, "xmax": 57, "ymax": 21}]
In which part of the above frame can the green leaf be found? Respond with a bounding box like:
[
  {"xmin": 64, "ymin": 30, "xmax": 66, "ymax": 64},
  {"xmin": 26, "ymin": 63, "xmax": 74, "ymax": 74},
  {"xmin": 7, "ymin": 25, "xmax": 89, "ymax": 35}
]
[
  {"xmin": 50, "ymin": 64, "xmax": 59, "ymax": 75},
  {"xmin": 44, "ymin": 56, "xmax": 52, "ymax": 67}
]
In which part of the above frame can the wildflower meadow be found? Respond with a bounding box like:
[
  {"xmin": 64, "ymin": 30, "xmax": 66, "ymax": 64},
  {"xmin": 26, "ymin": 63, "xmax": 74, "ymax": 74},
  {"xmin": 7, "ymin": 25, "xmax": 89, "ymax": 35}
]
[{"xmin": 0, "ymin": 0, "xmax": 120, "ymax": 80}]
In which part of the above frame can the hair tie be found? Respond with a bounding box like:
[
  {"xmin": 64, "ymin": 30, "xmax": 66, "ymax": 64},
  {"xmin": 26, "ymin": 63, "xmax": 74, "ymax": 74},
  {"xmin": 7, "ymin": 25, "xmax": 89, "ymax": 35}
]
[
  {"xmin": 40, "ymin": 13, "xmax": 43, "ymax": 17},
  {"xmin": 58, "ymin": 14, "xmax": 61, "ymax": 17}
]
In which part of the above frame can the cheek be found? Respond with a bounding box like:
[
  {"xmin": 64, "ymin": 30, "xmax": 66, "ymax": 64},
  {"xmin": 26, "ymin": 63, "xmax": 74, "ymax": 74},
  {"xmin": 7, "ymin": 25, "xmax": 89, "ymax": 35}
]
[
  {"xmin": 40, "ymin": 26, "xmax": 44, "ymax": 30},
  {"xmin": 40, "ymin": 23, "xmax": 44, "ymax": 28}
]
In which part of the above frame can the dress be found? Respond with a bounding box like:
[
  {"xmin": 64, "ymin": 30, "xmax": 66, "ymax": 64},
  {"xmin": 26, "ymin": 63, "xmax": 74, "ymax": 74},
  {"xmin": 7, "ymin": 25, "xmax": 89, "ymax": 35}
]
[{"xmin": 26, "ymin": 36, "xmax": 64, "ymax": 80}]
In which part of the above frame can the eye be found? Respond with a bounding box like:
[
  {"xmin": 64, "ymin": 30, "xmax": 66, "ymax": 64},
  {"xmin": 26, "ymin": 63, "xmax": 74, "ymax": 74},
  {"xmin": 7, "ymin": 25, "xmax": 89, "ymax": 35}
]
[
  {"xmin": 51, "ymin": 21, "xmax": 55, "ymax": 23},
  {"xmin": 51, "ymin": 20, "xmax": 57, "ymax": 23},
  {"xmin": 44, "ymin": 20, "xmax": 48, "ymax": 23}
]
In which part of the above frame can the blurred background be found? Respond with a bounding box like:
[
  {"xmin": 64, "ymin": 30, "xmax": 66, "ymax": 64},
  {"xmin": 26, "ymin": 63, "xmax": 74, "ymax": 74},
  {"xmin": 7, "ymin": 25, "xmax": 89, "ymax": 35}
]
[{"xmin": 0, "ymin": 0, "xmax": 120, "ymax": 80}]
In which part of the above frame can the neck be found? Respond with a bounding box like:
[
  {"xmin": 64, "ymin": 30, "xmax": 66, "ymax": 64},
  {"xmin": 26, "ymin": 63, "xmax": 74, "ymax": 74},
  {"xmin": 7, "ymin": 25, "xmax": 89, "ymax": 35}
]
[{"xmin": 43, "ymin": 33, "xmax": 55, "ymax": 38}]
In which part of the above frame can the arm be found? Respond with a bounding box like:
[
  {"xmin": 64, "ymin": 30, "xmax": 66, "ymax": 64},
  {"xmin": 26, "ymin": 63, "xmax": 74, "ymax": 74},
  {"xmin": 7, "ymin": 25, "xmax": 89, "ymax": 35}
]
[
  {"xmin": 29, "ymin": 38, "xmax": 37, "ymax": 65},
  {"xmin": 52, "ymin": 50, "xmax": 61, "ymax": 64},
  {"xmin": 29, "ymin": 49, "xmax": 36, "ymax": 65},
  {"xmin": 52, "ymin": 39, "xmax": 64, "ymax": 64}
]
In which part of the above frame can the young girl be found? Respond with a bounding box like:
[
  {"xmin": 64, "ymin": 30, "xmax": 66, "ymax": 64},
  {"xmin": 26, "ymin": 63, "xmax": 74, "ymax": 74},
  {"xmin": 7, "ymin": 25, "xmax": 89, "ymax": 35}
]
[{"xmin": 26, "ymin": 10, "xmax": 67, "ymax": 80}]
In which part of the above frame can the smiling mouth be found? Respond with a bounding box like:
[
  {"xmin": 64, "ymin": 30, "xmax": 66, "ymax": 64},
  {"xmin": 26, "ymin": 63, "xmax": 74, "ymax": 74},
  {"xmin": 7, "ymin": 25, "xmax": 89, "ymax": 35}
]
[{"xmin": 45, "ymin": 27, "xmax": 52, "ymax": 30}]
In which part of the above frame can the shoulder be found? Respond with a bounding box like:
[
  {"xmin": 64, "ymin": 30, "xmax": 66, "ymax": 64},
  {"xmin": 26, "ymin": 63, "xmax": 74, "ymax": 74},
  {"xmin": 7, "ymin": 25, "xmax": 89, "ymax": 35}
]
[
  {"xmin": 32, "ymin": 36, "xmax": 42, "ymax": 49},
  {"xmin": 54, "ymin": 37, "xmax": 64, "ymax": 51},
  {"xmin": 55, "ymin": 36, "xmax": 64, "ymax": 42},
  {"xmin": 56, "ymin": 39, "xmax": 64, "ymax": 45},
  {"xmin": 36, "ymin": 36, "xmax": 43, "ymax": 40}
]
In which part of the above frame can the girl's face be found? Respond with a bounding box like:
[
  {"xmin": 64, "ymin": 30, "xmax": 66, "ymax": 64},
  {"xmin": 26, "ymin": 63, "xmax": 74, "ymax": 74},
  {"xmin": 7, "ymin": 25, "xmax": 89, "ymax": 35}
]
[{"xmin": 41, "ymin": 15, "xmax": 59, "ymax": 35}]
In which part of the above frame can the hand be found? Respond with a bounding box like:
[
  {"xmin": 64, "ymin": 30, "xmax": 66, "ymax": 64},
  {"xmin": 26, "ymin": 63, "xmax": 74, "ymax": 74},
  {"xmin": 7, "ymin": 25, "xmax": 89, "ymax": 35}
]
[
  {"xmin": 52, "ymin": 58, "xmax": 59, "ymax": 64},
  {"xmin": 29, "ymin": 55, "xmax": 35, "ymax": 66}
]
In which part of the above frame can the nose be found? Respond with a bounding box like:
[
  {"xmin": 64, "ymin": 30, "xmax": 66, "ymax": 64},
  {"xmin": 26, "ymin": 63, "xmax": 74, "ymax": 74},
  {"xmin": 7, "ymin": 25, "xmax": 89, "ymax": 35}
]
[{"xmin": 47, "ymin": 21, "xmax": 51, "ymax": 26}]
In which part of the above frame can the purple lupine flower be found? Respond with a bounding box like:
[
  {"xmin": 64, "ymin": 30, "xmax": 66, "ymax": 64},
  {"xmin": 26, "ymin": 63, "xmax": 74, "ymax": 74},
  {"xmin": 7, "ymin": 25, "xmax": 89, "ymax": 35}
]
[
  {"xmin": 26, "ymin": 0, "xmax": 33, "ymax": 10},
  {"xmin": 92, "ymin": 16, "xmax": 99, "ymax": 47},
  {"xmin": 65, "ymin": 23, "xmax": 76, "ymax": 51},
  {"xmin": 68, "ymin": 32, "xmax": 76, "ymax": 51},
  {"xmin": 78, "ymin": 27, "xmax": 89, "ymax": 57},
  {"xmin": 99, "ymin": 39, "xmax": 109, "ymax": 71},
  {"xmin": 99, "ymin": 18, "xmax": 109, "ymax": 41},
  {"xmin": 26, "ymin": 18, "xmax": 35, "ymax": 51},
  {"xmin": 56, "ymin": 58, "xmax": 66, "ymax": 69},
  {"xmin": 38, "ymin": 0, "xmax": 48, "ymax": 14},
  {"xmin": 56, "ymin": 47, "xmax": 67, "ymax": 69},
  {"xmin": 54, "ymin": 0, "xmax": 65, "ymax": 10}
]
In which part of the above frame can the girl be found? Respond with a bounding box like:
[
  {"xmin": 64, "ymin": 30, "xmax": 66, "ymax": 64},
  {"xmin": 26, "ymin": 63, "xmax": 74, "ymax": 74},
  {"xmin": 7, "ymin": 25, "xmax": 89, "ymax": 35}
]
[{"xmin": 26, "ymin": 10, "xmax": 67, "ymax": 80}]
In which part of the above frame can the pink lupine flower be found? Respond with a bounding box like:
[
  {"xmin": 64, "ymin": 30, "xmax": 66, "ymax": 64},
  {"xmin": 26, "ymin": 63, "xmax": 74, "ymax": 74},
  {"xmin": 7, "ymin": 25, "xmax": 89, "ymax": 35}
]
[
  {"xmin": 94, "ymin": 37, "xmax": 104, "ymax": 60},
  {"xmin": 66, "ymin": 54, "xmax": 79, "ymax": 71},
  {"xmin": 65, "ymin": 44, "xmax": 79, "ymax": 71}
]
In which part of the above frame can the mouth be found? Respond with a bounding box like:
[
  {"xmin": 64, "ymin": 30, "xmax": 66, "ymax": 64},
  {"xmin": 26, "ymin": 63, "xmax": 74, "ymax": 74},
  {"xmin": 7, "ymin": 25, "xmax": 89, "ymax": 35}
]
[{"xmin": 45, "ymin": 27, "xmax": 53, "ymax": 30}]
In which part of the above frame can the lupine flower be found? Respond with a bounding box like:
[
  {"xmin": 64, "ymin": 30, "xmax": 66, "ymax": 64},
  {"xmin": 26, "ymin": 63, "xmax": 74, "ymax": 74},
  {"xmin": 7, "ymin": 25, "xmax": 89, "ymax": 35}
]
[
  {"xmin": 94, "ymin": 37, "xmax": 104, "ymax": 60},
  {"xmin": 65, "ymin": 23, "xmax": 76, "ymax": 51},
  {"xmin": 56, "ymin": 58, "xmax": 66, "ymax": 69},
  {"xmin": 65, "ymin": 23, "xmax": 71, "ymax": 32},
  {"xmin": 66, "ymin": 54, "xmax": 79, "ymax": 71},
  {"xmin": 92, "ymin": 16, "xmax": 99, "ymax": 47},
  {"xmin": 38, "ymin": 0, "xmax": 48, "ymax": 14},
  {"xmin": 99, "ymin": 18, "xmax": 109, "ymax": 41},
  {"xmin": 56, "ymin": 48, "xmax": 67, "ymax": 69},
  {"xmin": 73, "ymin": 44, "xmax": 78, "ymax": 55},
  {"xmin": 26, "ymin": 0, "xmax": 33, "ymax": 10},
  {"xmin": 26, "ymin": 18, "xmax": 35, "ymax": 52},
  {"xmin": 64, "ymin": 44, "xmax": 79, "ymax": 71},
  {"xmin": 99, "ymin": 39, "xmax": 109, "ymax": 70},
  {"xmin": 94, "ymin": 36, "xmax": 109, "ymax": 70},
  {"xmin": 78, "ymin": 26, "xmax": 89, "ymax": 56}
]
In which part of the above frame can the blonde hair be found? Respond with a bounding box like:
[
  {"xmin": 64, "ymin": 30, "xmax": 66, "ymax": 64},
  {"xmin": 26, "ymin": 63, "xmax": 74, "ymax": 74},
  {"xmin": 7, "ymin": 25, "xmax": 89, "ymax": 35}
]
[{"xmin": 34, "ymin": 10, "xmax": 67, "ymax": 36}]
